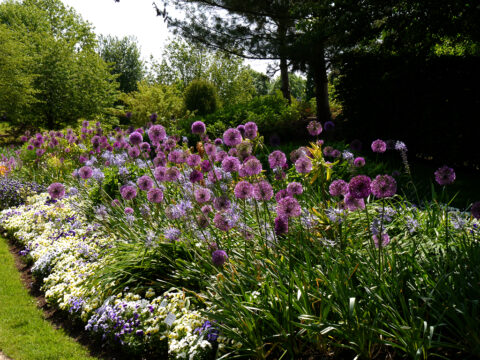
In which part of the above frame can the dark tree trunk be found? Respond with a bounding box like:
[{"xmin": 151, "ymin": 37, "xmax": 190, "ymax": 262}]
[
  {"xmin": 312, "ymin": 45, "xmax": 331, "ymax": 123},
  {"xmin": 279, "ymin": 55, "xmax": 291, "ymax": 103}
]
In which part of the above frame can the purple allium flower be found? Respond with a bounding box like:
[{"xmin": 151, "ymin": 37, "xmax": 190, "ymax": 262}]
[
  {"xmin": 36, "ymin": 149, "xmax": 45, "ymax": 157},
  {"xmin": 253, "ymin": 181, "xmax": 274, "ymax": 201},
  {"xmin": 287, "ymin": 182, "xmax": 303, "ymax": 196},
  {"xmin": 268, "ymin": 150, "xmax": 287, "ymax": 169},
  {"xmin": 371, "ymin": 175, "xmax": 397, "ymax": 198},
  {"xmin": 129, "ymin": 132, "xmax": 143, "ymax": 146},
  {"xmin": 200, "ymin": 160, "xmax": 212, "ymax": 173},
  {"xmin": 187, "ymin": 154, "xmax": 202, "ymax": 167},
  {"xmin": 78, "ymin": 166, "xmax": 93, "ymax": 179},
  {"xmin": 350, "ymin": 139, "xmax": 362, "ymax": 152},
  {"xmin": 201, "ymin": 205, "xmax": 213, "ymax": 214},
  {"xmin": 307, "ymin": 121, "xmax": 323, "ymax": 136},
  {"xmin": 332, "ymin": 149, "xmax": 341, "ymax": 159},
  {"xmin": 214, "ymin": 138, "xmax": 223, "ymax": 146},
  {"xmin": 147, "ymin": 188, "xmax": 164, "ymax": 203},
  {"xmin": 128, "ymin": 146, "xmax": 140, "ymax": 158},
  {"xmin": 222, "ymin": 156, "xmax": 240, "ymax": 173},
  {"xmin": 194, "ymin": 187, "xmax": 212, "ymax": 203},
  {"xmin": 275, "ymin": 189, "xmax": 288, "ymax": 202},
  {"xmin": 371, "ymin": 139, "xmax": 387, "ymax": 153},
  {"xmin": 344, "ymin": 193, "xmax": 365, "ymax": 211},
  {"xmin": 234, "ymin": 181, "xmax": 253, "ymax": 199},
  {"xmin": 191, "ymin": 121, "xmax": 206, "ymax": 134},
  {"xmin": 137, "ymin": 175, "xmax": 154, "ymax": 191},
  {"xmin": 148, "ymin": 125, "xmax": 166, "ymax": 143},
  {"xmin": 276, "ymin": 197, "xmax": 301, "ymax": 218},
  {"xmin": 154, "ymin": 166, "xmax": 166, "ymax": 182},
  {"xmin": 244, "ymin": 122, "xmax": 258, "ymax": 139},
  {"xmin": 214, "ymin": 212, "xmax": 234, "ymax": 231},
  {"xmin": 165, "ymin": 167, "xmax": 180, "ymax": 182},
  {"xmin": 47, "ymin": 182, "xmax": 65, "ymax": 200},
  {"xmin": 140, "ymin": 142, "xmax": 151, "ymax": 152},
  {"xmin": 471, "ymin": 201, "xmax": 480, "ymax": 219},
  {"xmin": 213, "ymin": 196, "xmax": 231, "ymax": 211},
  {"xmin": 111, "ymin": 199, "xmax": 121, "ymax": 207},
  {"xmin": 212, "ymin": 250, "xmax": 228, "ymax": 266},
  {"xmin": 189, "ymin": 169, "xmax": 204, "ymax": 183},
  {"xmin": 223, "ymin": 128, "xmax": 242, "ymax": 147},
  {"xmin": 164, "ymin": 227, "xmax": 181, "ymax": 241},
  {"xmin": 348, "ymin": 175, "xmax": 372, "ymax": 199},
  {"xmin": 329, "ymin": 179, "xmax": 348, "ymax": 197},
  {"xmin": 324, "ymin": 121, "xmax": 335, "ymax": 131},
  {"xmin": 373, "ymin": 233, "xmax": 390, "ymax": 248},
  {"xmin": 27, "ymin": 144, "xmax": 34, "ymax": 151},
  {"xmin": 124, "ymin": 207, "xmax": 134, "ymax": 215},
  {"xmin": 323, "ymin": 146, "xmax": 334, "ymax": 157},
  {"xmin": 274, "ymin": 216, "xmax": 288, "ymax": 235},
  {"xmin": 243, "ymin": 157, "xmax": 262, "ymax": 176},
  {"xmin": 120, "ymin": 185, "xmax": 137, "ymax": 200},
  {"xmin": 168, "ymin": 150, "xmax": 186, "ymax": 164},
  {"xmin": 353, "ymin": 157, "xmax": 365, "ymax": 167},
  {"xmin": 150, "ymin": 112, "xmax": 158, "ymax": 122},
  {"xmin": 434, "ymin": 166, "xmax": 456, "ymax": 186},
  {"xmin": 204, "ymin": 143, "xmax": 217, "ymax": 157},
  {"xmin": 215, "ymin": 150, "xmax": 228, "ymax": 163},
  {"xmin": 236, "ymin": 124, "xmax": 245, "ymax": 136},
  {"xmin": 295, "ymin": 157, "xmax": 312, "ymax": 174}
]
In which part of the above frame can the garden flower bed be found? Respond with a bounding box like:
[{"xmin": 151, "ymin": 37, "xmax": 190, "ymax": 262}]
[{"xmin": 1, "ymin": 120, "xmax": 479, "ymax": 359}]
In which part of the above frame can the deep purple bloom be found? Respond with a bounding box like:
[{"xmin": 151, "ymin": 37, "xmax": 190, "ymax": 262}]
[
  {"xmin": 274, "ymin": 216, "xmax": 288, "ymax": 235},
  {"xmin": 222, "ymin": 156, "xmax": 240, "ymax": 173},
  {"xmin": 329, "ymin": 179, "xmax": 348, "ymax": 197},
  {"xmin": 223, "ymin": 128, "xmax": 242, "ymax": 147},
  {"xmin": 200, "ymin": 160, "xmax": 212, "ymax": 173},
  {"xmin": 137, "ymin": 175, "xmax": 154, "ymax": 191},
  {"xmin": 371, "ymin": 139, "xmax": 387, "ymax": 153},
  {"xmin": 324, "ymin": 121, "xmax": 335, "ymax": 131},
  {"xmin": 124, "ymin": 207, "xmax": 134, "ymax": 215},
  {"xmin": 344, "ymin": 193, "xmax": 365, "ymax": 211},
  {"xmin": 154, "ymin": 166, "xmax": 167, "ymax": 182},
  {"xmin": 434, "ymin": 166, "xmax": 456, "ymax": 186},
  {"xmin": 353, "ymin": 157, "xmax": 365, "ymax": 167},
  {"xmin": 276, "ymin": 197, "xmax": 301, "ymax": 218},
  {"xmin": 212, "ymin": 250, "xmax": 228, "ymax": 266},
  {"xmin": 149, "ymin": 112, "xmax": 158, "ymax": 122},
  {"xmin": 275, "ymin": 189, "xmax": 288, "ymax": 202},
  {"xmin": 120, "ymin": 185, "xmax": 137, "ymax": 200},
  {"xmin": 371, "ymin": 175, "xmax": 397, "ymax": 198},
  {"xmin": 189, "ymin": 169, "xmax": 204, "ymax": 183},
  {"xmin": 194, "ymin": 187, "xmax": 212, "ymax": 203},
  {"xmin": 187, "ymin": 154, "xmax": 202, "ymax": 167},
  {"xmin": 243, "ymin": 157, "xmax": 262, "ymax": 176},
  {"xmin": 471, "ymin": 201, "xmax": 480, "ymax": 219},
  {"xmin": 348, "ymin": 175, "xmax": 372, "ymax": 199},
  {"xmin": 213, "ymin": 196, "xmax": 231, "ymax": 211},
  {"xmin": 128, "ymin": 146, "xmax": 140, "ymax": 158},
  {"xmin": 307, "ymin": 121, "xmax": 323, "ymax": 136},
  {"xmin": 234, "ymin": 181, "xmax": 253, "ymax": 199},
  {"xmin": 295, "ymin": 157, "xmax": 312, "ymax": 174},
  {"xmin": 287, "ymin": 182, "xmax": 303, "ymax": 196},
  {"xmin": 129, "ymin": 132, "xmax": 143, "ymax": 146},
  {"xmin": 213, "ymin": 212, "xmax": 235, "ymax": 231},
  {"xmin": 27, "ymin": 144, "xmax": 34, "ymax": 151},
  {"xmin": 244, "ymin": 122, "xmax": 258, "ymax": 139},
  {"xmin": 268, "ymin": 150, "xmax": 287, "ymax": 169},
  {"xmin": 236, "ymin": 125, "xmax": 245, "ymax": 136},
  {"xmin": 78, "ymin": 166, "xmax": 93, "ymax": 179},
  {"xmin": 191, "ymin": 121, "xmax": 206, "ymax": 134},
  {"xmin": 47, "ymin": 182, "xmax": 65, "ymax": 200},
  {"xmin": 373, "ymin": 233, "xmax": 390, "ymax": 248},
  {"xmin": 253, "ymin": 181, "xmax": 274, "ymax": 201},
  {"xmin": 147, "ymin": 188, "xmax": 164, "ymax": 203},
  {"xmin": 165, "ymin": 167, "xmax": 180, "ymax": 182}
]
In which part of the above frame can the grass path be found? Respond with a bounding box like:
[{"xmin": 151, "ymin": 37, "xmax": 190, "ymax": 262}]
[{"xmin": 0, "ymin": 236, "xmax": 96, "ymax": 360}]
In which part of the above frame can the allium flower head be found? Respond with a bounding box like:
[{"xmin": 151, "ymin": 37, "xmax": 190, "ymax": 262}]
[
  {"xmin": 222, "ymin": 156, "xmax": 241, "ymax": 173},
  {"xmin": 244, "ymin": 122, "xmax": 258, "ymax": 139},
  {"xmin": 373, "ymin": 233, "xmax": 390, "ymax": 248},
  {"xmin": 268, "ymin": 150, "xmax": 287, "ymax": 169},
  {"xmin": 212, "ymin": 250, "xmax": 228, "ymax": 266},
  {"xmin": 201, "ymin": 160, "xmax": 212, "ymax": 173},
  {"xmin": 124, "ymin": 207, "xmax": 134, "ymax": 215},
  {"xmin": 344, "ymin": 193, "xmax": 365, "ymax": 211},
  {"xmin": 78, "ymin": 166, "xmax": 93, "ymax": 179},
  {"xmin": 128, "ymin": 146, "xmax": 140, "ymax": 158},
  {"xmin": 129, "ymin": 131, "xmax": 143, "ymax": 146},
  {"xmin": 213, "ymin": 196, "xmax": 231, "ymax": 211},
  {"xmin": 154, "ymin": 166, "xmax": 166, "ymax": 182},
  {"xmin": 348, "ymin": 175, "xmax": 372, "ymax": 199},
  {"xmin": 223, "ymin": 128, "xmax": 242, "ymax": 147},
  {"xmin": 189, "ymin": 169, "xmax": 203, "ymax": 183},
  {"xmin": 204, "ymin": 143, "xmax": 217, "ymax": 157},
  {"xmin": 371, "ymin": 139, "xmax": 387, "ymax": 153},
  {"xmin": 165, "ymin": 167, "xmax": 180, "ymax": 182},
  {"xmin": 164, "ymin": 227, "xmax": 181, "ymax": 241},
  {"xmin": 243, "ymin": 157, "xmax": 262, "ymax": 176},
  {"xmin": 471, "ymin": 201, "xmax": 480, "ymax": 219},
  {"xmin": 434, "ymin": 166, "xmax": 456, "ymax": 186},
  {"xmin": 47, "ymin": 182, "xmax": 65, "ymax": 200},
  {"xmin": 307, "ymin": 121, "xmax": 323, "ymax": 136},
  {"xmin": 234, "ymin": 181, "xmax": 253, "ymax": 199},
  {"xmin": 168, "ymin": 149, "xmax": 186, "ymax": 164},
  {"xmin": 120, "ymin": 185, "xmax": 137, "ymax": 200},
  {"xmin": 213, "ymin": 212, "xmax": 235, "ymax": 231},
  {"xmin": 295, "ymin": 156, "xmax": 312, "ymax": 174},
  {"xmin": 275, "ymin": 189, "xmax": 288, "ymax": 202},
  {"xmin": 194, "ymin": 187, "xmax": 212, "ymax": 203},
  {"xmin": 371, "ymin": 175, "xmax": 397, "ymax": 198},
  {"xmin": 274, "ymin": 216, "xmax": 289, "ymax": 235},
  {"xmin": 253, "ymin": 181, "xmax": 274, "ymax": 201},
  {"xmin": 329, "ymin": 179, "xmax": 348, "ymax": 197},
  {"xmin": 187, "ymin": 154, "xmax": 202, "ymax": 167},
  {"xmin": 324, "ymin": 121, "xmax": 335, "ymax": 131},
  {"xmin": 137, "ymin": 175, "xmax": 154, "ymax": 191},
  {"xmin": 191, "ymin": 121, "xmax": 206, "ymax": 134},
  {"xmin": 214, "ymin": 138, "xmax": 223, "ymax": 146},
  {"xmin": 147, "ymin": 188, "xmax": 164, "ymax": 203},
  {"xmin": 276, "ymin": 196, "xmax": 301, "ymax": 218},
  {"xmin": 353, "ymin": 157, "xmax": 365, "ymax": 167},
  {"xmin": 287, "ymin": 182, "xmax": 303, "ymax": 196}
]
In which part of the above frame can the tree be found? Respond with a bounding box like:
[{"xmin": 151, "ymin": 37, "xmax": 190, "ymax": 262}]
[
  {"xmin": 270, "ymin": 73, "xmax": 306, "ymax": 101},
  {"xmin": 0, "ymin": 0, "xmax": 118, "ymax": 130},
  {"xmin": 98, "ymin": 35, "xmax": 144, "ymax": 93}
]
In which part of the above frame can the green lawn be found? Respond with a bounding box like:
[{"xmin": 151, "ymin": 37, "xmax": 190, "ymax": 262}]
[{"xmin": 0, "ymin": 236, "xmax": 96, "ymax": 360}]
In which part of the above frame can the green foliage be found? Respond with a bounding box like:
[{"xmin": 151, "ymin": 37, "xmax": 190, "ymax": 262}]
[
  {"xmin": 116, "ymin": 81, "xmax": 186, "ymax": 130},
  {"xmin": 183, "ymin": 79, "xmax": 218, "ymax": 116},
  {"xmin": 98, "ymin": 35, "xmax": 144, "ymax": 93},
  {"xmin": 270, "ymin": 73, "xmax": 307, "ymax": 100},
  {"xmin": 0, "ymin": 0, "xmax": 118, "ymax": 131}
]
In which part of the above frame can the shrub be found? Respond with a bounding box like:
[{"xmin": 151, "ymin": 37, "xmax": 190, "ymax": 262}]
[{"xmin": 183, "ymin": 79, "xmax": 218, "ymax": 116}]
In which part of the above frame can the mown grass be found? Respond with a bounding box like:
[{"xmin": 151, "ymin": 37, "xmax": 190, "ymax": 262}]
[{"xmin": 0, "ymin": 236, "xmax": 96, "ymax": 360}]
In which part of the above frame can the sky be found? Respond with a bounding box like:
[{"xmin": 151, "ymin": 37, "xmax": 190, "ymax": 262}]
[{"xmin": 60, "ymin": 0, "xmax": 271, "ymax": 74}]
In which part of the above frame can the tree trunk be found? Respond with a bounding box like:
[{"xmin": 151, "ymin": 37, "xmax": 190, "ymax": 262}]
[
  {"xmin": 312, "ymin": 45, "xmax": 331, "ymax": 123},
  {"xmin": 279, "ymin": 55, "xmax": 291, "ymax": 103}
]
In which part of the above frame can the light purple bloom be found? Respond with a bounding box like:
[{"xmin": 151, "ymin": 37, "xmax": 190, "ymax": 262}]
[
  {"xmin": 164, "ymin": 227, "xmax": 181, "ymax": 241},
  {"xmin": 253, "ymin": 181, "xmax": 274, "ymax": 201},
  {"xmin": 222, "ymin": 156, "xmax": 240, "ymax": 173},
  {"xmin": 307, "ymin": 121, "xmax": 322, "ymax": 136},
  {"xmin": 165, "ymin": 167, "xmax": 180, "ymax": 182},
  {"xmin": 276, "ymin": 197, "xmax": 301, "ymax": 218},
  {"xmin": 124, "ymin": 207, "xmax": 134, "ymax": 215},
  {"xmin": 295, "ymin": 157, "xmax": 312, "ymax": 174},
  {"xmin": 47, "ymin": 183, "xmax": 65, "ymax": 200},
  {"xmin": 243, "ymin": 157, "xmax": 262, "ymax": 176},
  {"xmin": 213, "ymin": 196, "xmax": 231, "ymax": 211},
  {"xmin": 329, "ymin": 179, "xmax": 348, "ymax": 197},
  {"xmin": 344, "ymin": 193, "xmax": 365, "ymax": 211},
  {"xmin": 223, "ymin": 128, "xmax": 242, "ymax": 147},
  {"xmin": 234, "ymin": 181, "xmax": 253, "ymax": 199},
  {"xmin": 371, "ymin": 139, "xmax": 387, "ymax": 153},
  {"xmin": 187, "ymin": 154, "xmax": 202, "ymax": 167}
]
